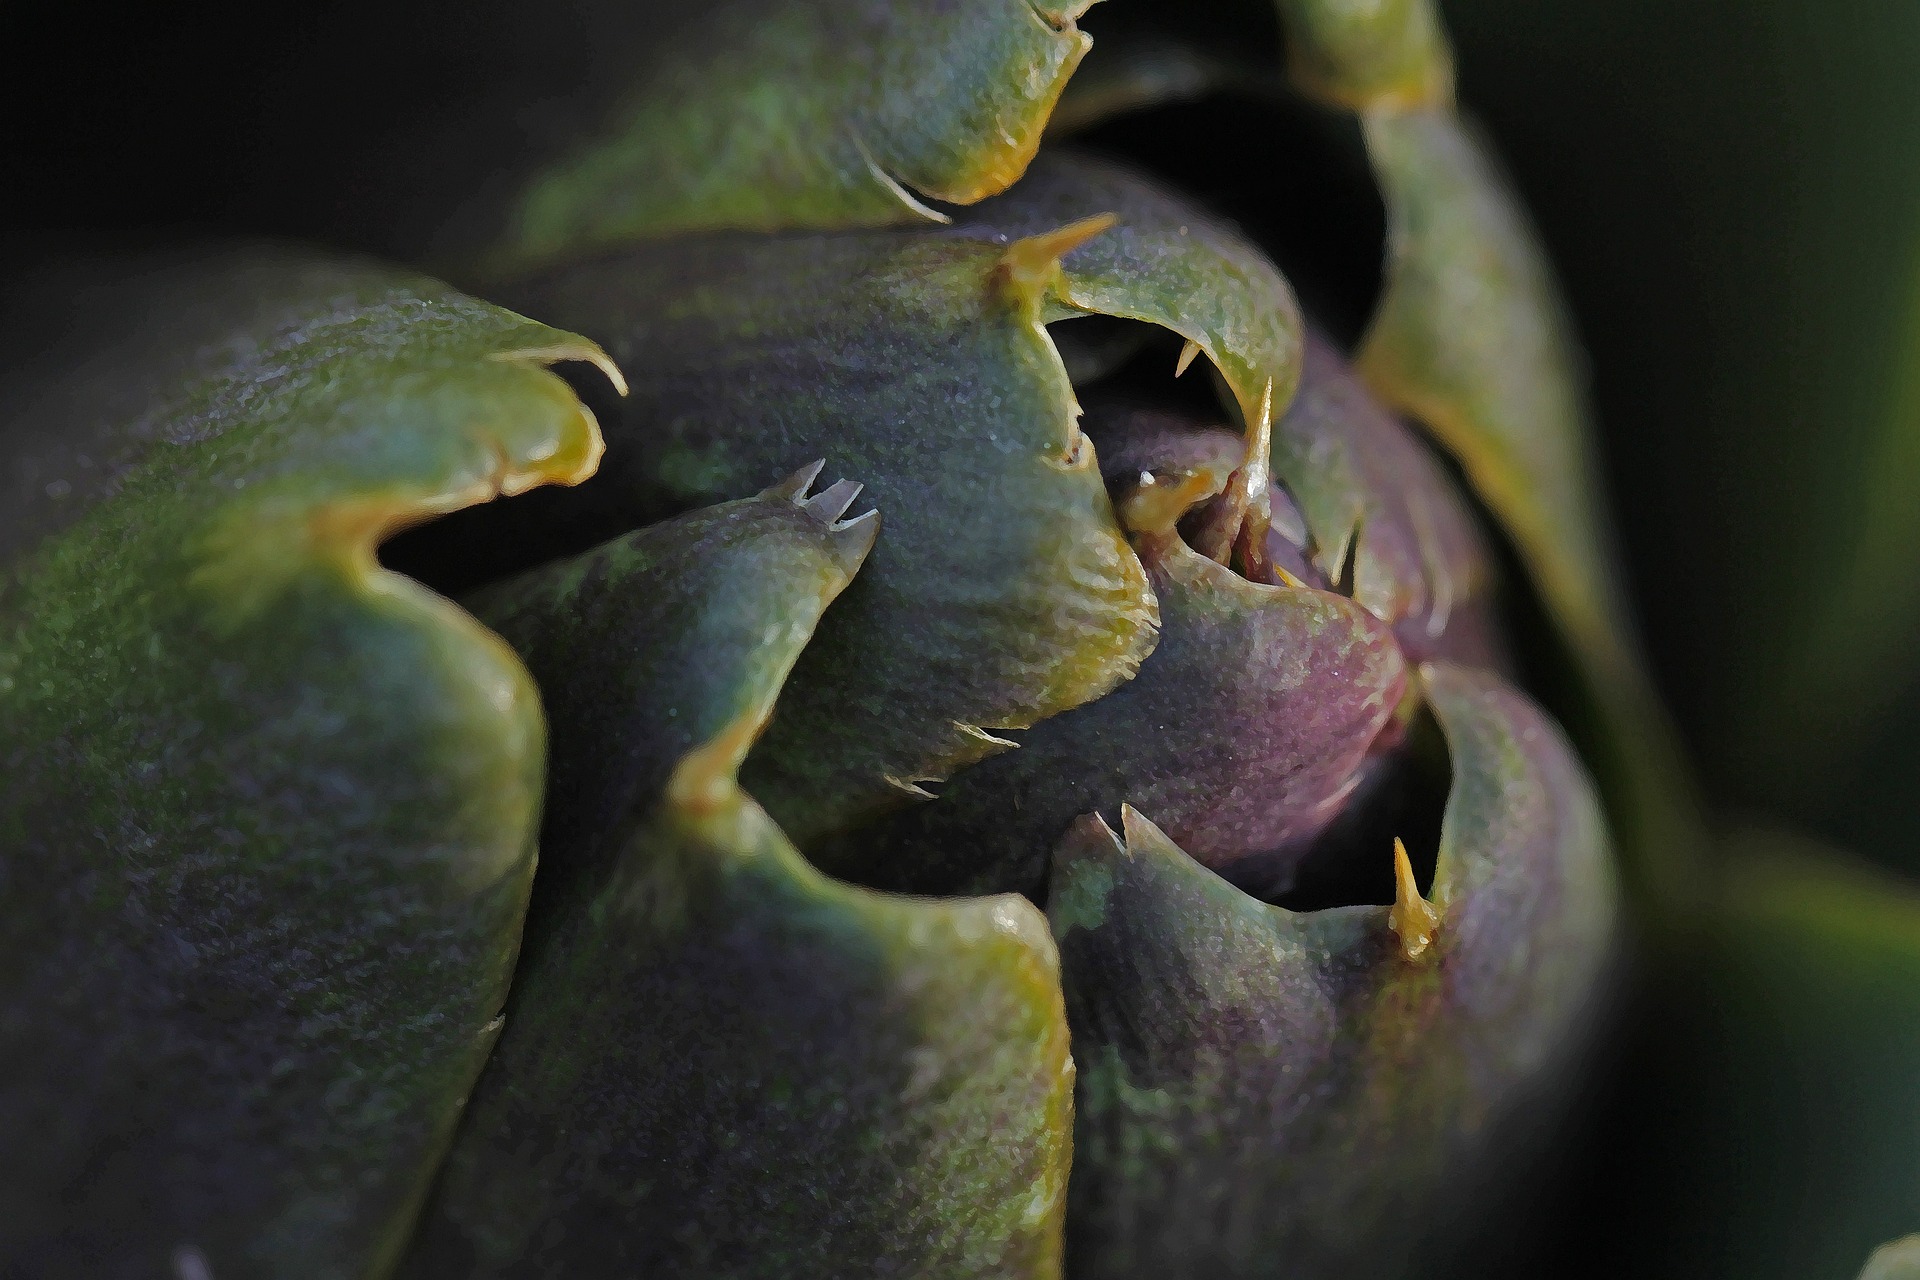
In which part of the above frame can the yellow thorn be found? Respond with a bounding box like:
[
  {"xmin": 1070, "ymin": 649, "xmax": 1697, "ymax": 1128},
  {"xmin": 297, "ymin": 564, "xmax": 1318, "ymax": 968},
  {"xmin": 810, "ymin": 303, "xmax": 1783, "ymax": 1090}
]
[
  {"xmin": 1240, "ymin": 377, "xmax": 1273, "ymax": 496},
  {"xmin": 1118, "ymin": 467, "xmax": 1228, "ymax": 536},
  {"xmin": 1174, "ymin": 338, "xmax": 1203, "ymax": 377},
  {"xmin": 997, "ymin": 213, "xmax": 1118, "ymax": 311},
  {"xmin": 1388, "ymin": 837, "xmax": 1442, "ymax": 961},
  {"xmin": 1269, "ymin": 564, "xmax": 1308, "ymax": 589}
]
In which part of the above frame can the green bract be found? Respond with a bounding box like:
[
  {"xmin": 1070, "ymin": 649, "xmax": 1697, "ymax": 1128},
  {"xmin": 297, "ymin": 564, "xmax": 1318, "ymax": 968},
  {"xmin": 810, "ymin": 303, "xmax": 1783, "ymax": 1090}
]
[
  {"xmin": 0, "ymin": 248, "xmax": 619, "ymax": 1273},
  {"xmin": 1, "ymin": 1, "xmax": 1914, "ymax": 1278}
]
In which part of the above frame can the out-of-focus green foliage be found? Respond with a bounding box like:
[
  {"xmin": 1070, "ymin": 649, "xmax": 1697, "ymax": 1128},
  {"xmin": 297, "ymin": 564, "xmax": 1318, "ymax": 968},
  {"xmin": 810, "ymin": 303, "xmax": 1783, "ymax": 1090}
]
[
  {"xmin": 1861, "ymin": 1235, "xmax": 1920, "ymax": 1280},
  {"xmin": 1597, "ymin": 832, "xmax": 1920, "ymax": 1280},
  {"xmin": 1442, "ymin": 0, "xmax": 1920, "ymax": 871}
]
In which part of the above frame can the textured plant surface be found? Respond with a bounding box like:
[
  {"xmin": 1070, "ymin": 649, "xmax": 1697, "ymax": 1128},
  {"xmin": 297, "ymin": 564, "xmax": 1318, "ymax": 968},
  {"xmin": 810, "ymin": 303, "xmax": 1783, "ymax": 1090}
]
[{"xmin": 0, "ymin": 2, "xmax": 1915, "ymax": 1279}]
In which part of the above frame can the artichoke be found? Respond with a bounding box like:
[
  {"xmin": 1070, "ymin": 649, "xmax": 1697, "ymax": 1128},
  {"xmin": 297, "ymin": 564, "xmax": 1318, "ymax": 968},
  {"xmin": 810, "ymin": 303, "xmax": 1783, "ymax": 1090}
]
[{"xmin": 0, "ymin": 2, "xmax": 1914, "ymax": 1279}]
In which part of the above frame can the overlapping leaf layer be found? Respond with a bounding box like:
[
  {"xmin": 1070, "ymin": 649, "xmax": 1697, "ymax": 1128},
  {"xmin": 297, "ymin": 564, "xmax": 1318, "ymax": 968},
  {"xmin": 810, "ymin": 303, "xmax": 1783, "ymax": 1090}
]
[{"xmin": 6, "ymin": 2, "xmax": 1901, "ymax": 1279}]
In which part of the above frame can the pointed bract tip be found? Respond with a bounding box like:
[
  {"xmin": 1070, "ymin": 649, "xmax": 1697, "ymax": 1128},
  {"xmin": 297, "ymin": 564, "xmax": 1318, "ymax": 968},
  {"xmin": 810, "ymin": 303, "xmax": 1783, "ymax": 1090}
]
[
  {"xmin": 1062, "ymin": 808, "xmax": 1123, "ymax": 855},
  {"xmin": 1174, "ymin": 338, "xmax": 1203, "ymax": 378},
  {"xmin": 765, "ymin": 459, "xmax": 829, "ymax": 501},
  {"xmin": 590, "ymin": 349, "xmax": 631, "ymax": 397},
  {"xmin": 998, "ymin": 213, "xmax": 1119, "ymax": 310},
  {"xmin": 1119, "ymin": 803, "xmax": 1185, "ymax": 861},
  {"xmin": 955, "ymin": 721, "xmax": 1021, "ymax": 750},
  {"xmin": 830, "ymin": 505, "xmax": 880, "ymax": 551},
  {"xmin": 800, "ymin": 476, "xmax": 865, "ymax": 525},
  {"xmin": 1389, "ymin": 836, "xmax": 1442, "ymax": 961},
  {"xmin": 1244, "ymin": 379, "xmax": 1274, "ymax": 486},
  {"xmin": 882, "ymin": 774, "xmax": 938, "ymax": 801},
  {"xmin": 490, "ymin": 342, "xmax": 628, "ymax": 397}
]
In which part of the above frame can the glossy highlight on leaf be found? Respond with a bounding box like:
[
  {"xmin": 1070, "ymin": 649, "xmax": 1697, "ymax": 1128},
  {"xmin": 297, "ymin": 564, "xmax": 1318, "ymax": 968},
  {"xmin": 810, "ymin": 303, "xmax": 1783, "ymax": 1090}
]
[
  {"xmin": 0, "ymin": 247, "xmax": 619, "ymax": 1277},
  {"xmin": 1048, "ymin": 663, "xmax": 1615, "ymax": 1280},
  {"xmin": 407, "ymin": 522, "xmax": 1074, "ymax": 1276}
]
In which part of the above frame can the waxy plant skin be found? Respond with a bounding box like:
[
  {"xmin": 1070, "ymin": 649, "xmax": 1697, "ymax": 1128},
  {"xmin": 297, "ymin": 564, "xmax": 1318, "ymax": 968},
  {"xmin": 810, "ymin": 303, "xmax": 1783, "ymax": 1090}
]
[{"xmin": 1, "ymin": 2, "xmax": 1915, "ymax": 1280}]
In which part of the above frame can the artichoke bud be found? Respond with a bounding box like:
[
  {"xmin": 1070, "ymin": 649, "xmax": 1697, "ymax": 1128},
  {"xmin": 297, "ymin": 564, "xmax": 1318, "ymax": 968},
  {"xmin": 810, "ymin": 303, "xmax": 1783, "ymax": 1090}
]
[{"xmin": 0, "ymin": 0, "xmax": 1644, "ymax": 1275}]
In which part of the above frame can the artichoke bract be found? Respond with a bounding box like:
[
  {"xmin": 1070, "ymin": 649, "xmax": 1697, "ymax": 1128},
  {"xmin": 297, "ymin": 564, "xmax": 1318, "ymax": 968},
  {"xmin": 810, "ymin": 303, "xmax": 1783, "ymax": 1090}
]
[{"xmin": 2, "ymin": 1, "xmax": 1667, "ymax": 1277}]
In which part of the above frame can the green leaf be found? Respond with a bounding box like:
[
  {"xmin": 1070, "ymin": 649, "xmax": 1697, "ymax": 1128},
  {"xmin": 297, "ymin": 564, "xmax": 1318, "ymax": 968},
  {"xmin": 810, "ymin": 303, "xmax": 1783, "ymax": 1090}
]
[
  {"xmin": 1274, "ymin": 0, "xmax": 1455, "ymax": 109},
  {"xmin": 1053, "ymin": 0, "xmax": 1453, "ymax": 125},
  {"xmin": 460, "ymin": 466, "xmax": 879, "ymax": 892},
  {"xmin": 1354, "ymin": 106, "xmax": 1705, "ymax": 907},
  {"xmin": 1033, "ymin": 3, "xmax": 1711, "ymax": 905},
  {"xmin": 961, "ymin": 151, "xmax": 1306, "ymax": 435},
  {"xmin": 495, "ymin": 153, "xmax": 1306, "ymax": 846},
  {"xmin": 405, "ymin": 501, "xmax": 1073, "ymax": 1274},
  {"xmin": 495, "ymin": 225, "xmax": 1152, "ymax": 845},
  {"xmin": 1047, "ymin": 662, "xmax": 1616, "ymax": 1279},
  {"xmin": 1357, "ymin": 110, "xmax": 1616, "ymax": 673},
  {"xmin": 414, "ymin": 0, "xmax": 1099, "ymax": 272},
  {"xmin": 0, "ymin": 247, "xmax": 619, "ymax": 1277}
]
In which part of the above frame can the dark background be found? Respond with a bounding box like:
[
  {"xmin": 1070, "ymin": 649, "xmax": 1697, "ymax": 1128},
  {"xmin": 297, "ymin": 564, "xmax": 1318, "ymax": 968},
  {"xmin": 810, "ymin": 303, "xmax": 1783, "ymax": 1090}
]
[{"xmin": 1444, "ymin": 0, "xmax": 1920, "ymax": 878}]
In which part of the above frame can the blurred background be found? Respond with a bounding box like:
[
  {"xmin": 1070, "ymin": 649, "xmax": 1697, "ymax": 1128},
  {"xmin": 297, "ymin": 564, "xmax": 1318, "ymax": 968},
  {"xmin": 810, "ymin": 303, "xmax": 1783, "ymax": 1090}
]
[{"xmin": 1445, "ymin": 0, "xmax": 1920, "ymax": 878}]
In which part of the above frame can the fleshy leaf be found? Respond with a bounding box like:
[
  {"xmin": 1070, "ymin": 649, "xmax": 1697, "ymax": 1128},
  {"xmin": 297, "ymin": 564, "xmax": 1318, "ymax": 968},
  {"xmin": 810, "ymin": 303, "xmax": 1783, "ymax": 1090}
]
[
  {"xmin": 1085, "ymin": 408, "xmax": 1245, "ymax": 513},
  {"xmin": 399, "ymin": 0, "xmax": 1097, "ymax": 273},
  {"xmin": 1357, "ymin": 110, "xmax": 1617, "ymax": 688},
  {"xmin": 1083, "ymin": 339, "xmax": 1502, "ymax": 666},
  {"xmin": 1034, "ymin": 8, "xmax": 1705, "ymax": 898},
  {"xmin": 962, "ymin": 151, "xmax": 1304, "ymax": 438},
  {"xmin": 0, "ymin": 247, "xmax": 618, "ymax": 1277},
  {"xmin": 460, "ymin": 468, "xmax": 878, "ymax": 891},
  {"xmin": 819, "ymin": 531, "xmax": 1406, "ymax": 899},
  {"xmin": 497, "ymin": 225, "xmax": 1156, "ymax": 844},
  {"xmin": 1052, "ymin": 0, "xmax": 1451, "ymax": 128},
  {"xmin": 1049, "ymin": 663, "xmax": 1615, "ymax": 1279},
  {"xmin": 496, "ymin": 154, "xmax": 1309, "ymax": 845},
  {"xmin": 1273, "ymin": 0, "xmax": 1455, "ymax": 110},
  {"xmin": 405, "ymin": 533, "xmax": 1073, "ymax": 1275}
]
